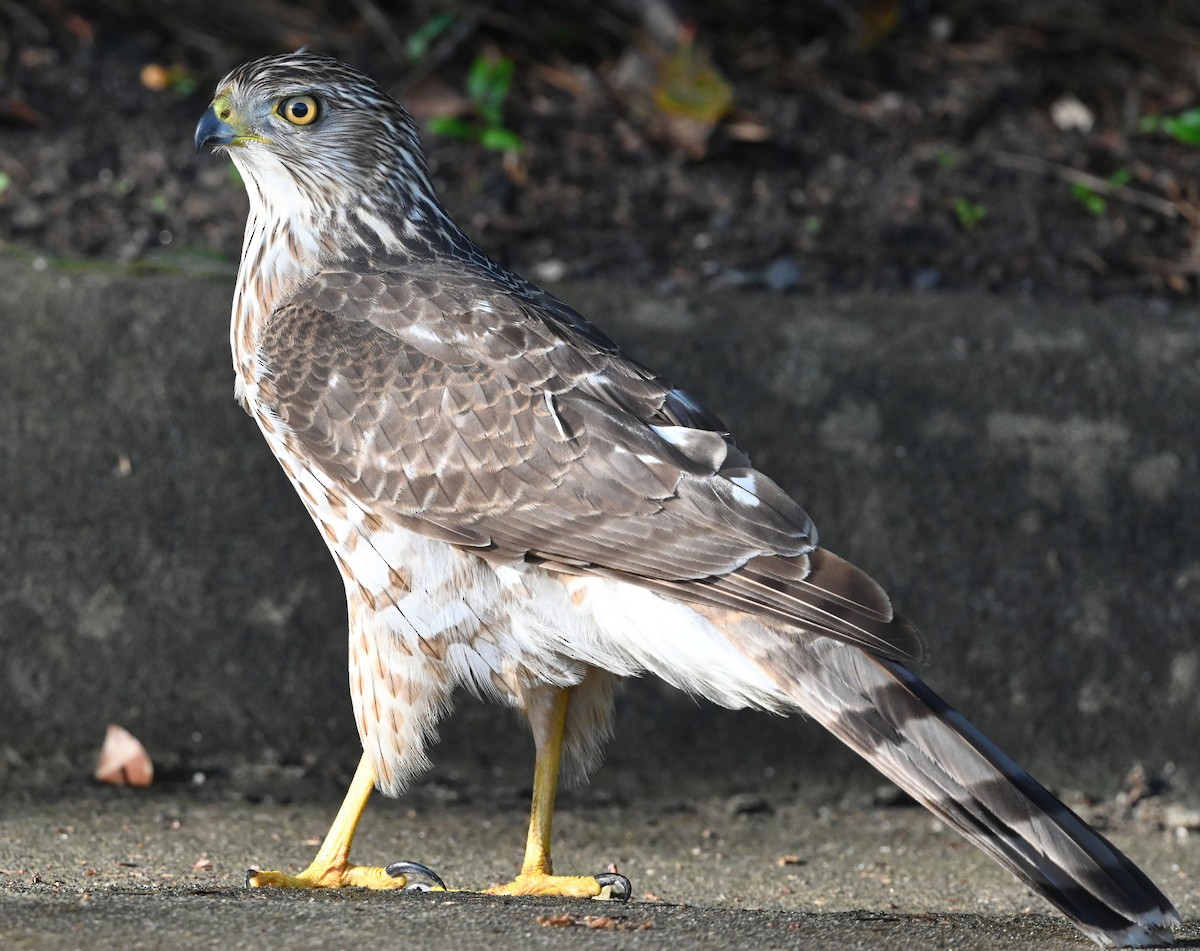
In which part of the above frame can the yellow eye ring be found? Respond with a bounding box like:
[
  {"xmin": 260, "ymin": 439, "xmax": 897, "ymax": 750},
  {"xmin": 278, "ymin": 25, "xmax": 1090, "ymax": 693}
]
[{"xmin": 277, "ymin": 95, "xmax": 319, "ymax": 126}]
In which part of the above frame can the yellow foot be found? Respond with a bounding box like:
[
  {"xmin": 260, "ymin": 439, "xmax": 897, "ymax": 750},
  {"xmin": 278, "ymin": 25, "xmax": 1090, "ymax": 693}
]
[
  {"xmin": 246, "ymin": 859, "xmax": 445, "ymax": 892},
  {"xmin": 485, "ymin": 870, "xmax": 631, "ymax": 901}
]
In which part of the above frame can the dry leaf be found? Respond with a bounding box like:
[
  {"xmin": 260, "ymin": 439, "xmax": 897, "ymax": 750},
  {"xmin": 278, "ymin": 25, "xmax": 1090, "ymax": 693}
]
[
  {"xmin": 94, "ymin": 724, "xmax": 153, "ymax": 787},
  {"xmin": 535, "ymin": 913, "xmax": 576, "ymax": 928},
  {"xmin": 652, "ymin": 40, "xmax": 734, "ymax": 126},
  {"xmin": 140, "ymin": 64, "xmax": 172, "ymax": 92},
  {"xmin": 725, "ymin": 115, "xmax": 773, "ymax": 143}
]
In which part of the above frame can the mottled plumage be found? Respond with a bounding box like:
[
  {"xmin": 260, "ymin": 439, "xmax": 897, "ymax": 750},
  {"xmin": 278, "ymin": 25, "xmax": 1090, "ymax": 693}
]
[{"xmin": 196, "ymin": 52, "xmax": 1179, "ymax": 945}]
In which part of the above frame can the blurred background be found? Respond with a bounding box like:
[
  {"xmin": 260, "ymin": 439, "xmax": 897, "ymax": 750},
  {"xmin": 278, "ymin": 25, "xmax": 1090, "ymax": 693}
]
[{"xmin": 3, "ymin": 0, "xmax": 1200, "ymax": 296}]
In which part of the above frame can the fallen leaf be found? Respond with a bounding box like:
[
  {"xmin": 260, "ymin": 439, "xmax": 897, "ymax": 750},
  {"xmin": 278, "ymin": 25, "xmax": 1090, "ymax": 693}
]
[
  {"xmin": 653, "ymin": 39, "xmax": 734, "ymax": 126},
  {"xmin": 1050, "ymin": 95, "xmax": 1095, "ymax": 133},
  {"xmin": 725, "ymin": 115, "xmax": 773, "ymax": 143},
  {"xmin": 535, "ymin": 913, "xmax": 576, "ymax": 928},
  {"xmin": 535, "ymin": 912, "xmax": 653, "ymax": 931},
  {"xmin": 859, "ymin": 0, "xmax": 902, "ymax": 50},
  {"xmin": 0, "ymin": 94, "xmax": 45, "ymax": 126},
  {"xmin": 95, "ymin": 724, "xmax": 153, "ymax": 787},
  {"xmin": 139, "ymin": 63, "xmax": 196, "ymax": 95},
  {"xmin": 64, "ymin": 15, "xmax": 95, "ymax": 45},
  {"xmin": 140, "ymin": 64, "xmax": 172, "ymax": 92}
]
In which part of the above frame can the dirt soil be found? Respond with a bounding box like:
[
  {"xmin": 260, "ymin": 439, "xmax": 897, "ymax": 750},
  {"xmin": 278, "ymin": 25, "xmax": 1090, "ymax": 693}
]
[{"xmin": 2, "ymin": 1, "xmax": 1200, "ymax": 297}]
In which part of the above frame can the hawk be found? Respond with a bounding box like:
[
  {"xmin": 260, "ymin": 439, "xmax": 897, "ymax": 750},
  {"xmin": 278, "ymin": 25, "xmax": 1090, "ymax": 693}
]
[{"xmin": 195, "ymin": 52, "xmax": 1178, "ymax": 946}]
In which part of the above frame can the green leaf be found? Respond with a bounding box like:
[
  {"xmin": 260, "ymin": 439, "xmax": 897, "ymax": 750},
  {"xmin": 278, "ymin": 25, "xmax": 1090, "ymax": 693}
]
[
  {"xmin": 428, "ymin": 116, "xmax": 477, "ymax": 140},
  {"xmin": 1163, "ymin": 108, "xmax": 1200, "ymax": 145},
  {"xmin": 1071, "ymin": 183, "xmax": 1106, "ymax": 216},
  {"xmin": 0, "ymin": 171, "xmax": 10, "ymax": 194},
  {"xmin": 480, "ymin": 127, "xmax": 523, "ymax": 152},
  {"xmin": 1068, "ymin": 168, "xmax": 1131, "ymax": 216},
  {"xmin": 1142, "ymin": 107, "xmax": 1200, "ymax": 146},
  {"xmin": 485, "ymin": 59, "xmax": 514, "ymax": 116},
  {"xmin": 935, "ymin": 149, "xmax": 961, "ymax": 171},
  {"xmin": 407, "ymin": 11, "xmax": 456, "ymax": 62},
  {"xmin": 952, "ymin": 197, "xmax": 987, "ymax": 230},
  {"xmin": 468, "ymin": 55, "xmax": 514, "ymax": 127}
]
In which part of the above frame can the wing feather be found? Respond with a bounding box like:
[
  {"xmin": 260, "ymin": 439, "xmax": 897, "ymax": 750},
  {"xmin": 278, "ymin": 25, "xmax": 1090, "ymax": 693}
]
[{"xmin": 260, "ymin": 261, "xmax": 920, "ymax": 660}]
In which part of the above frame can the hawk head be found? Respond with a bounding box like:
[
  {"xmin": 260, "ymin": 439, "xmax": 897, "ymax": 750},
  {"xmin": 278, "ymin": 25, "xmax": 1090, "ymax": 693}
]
[{"xmin": 195, "ymin": 51, "xmax": 444, "ymax": 237}]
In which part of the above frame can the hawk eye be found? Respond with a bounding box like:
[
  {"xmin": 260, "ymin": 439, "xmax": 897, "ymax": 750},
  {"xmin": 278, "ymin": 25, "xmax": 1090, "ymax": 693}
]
[{"xmin": 277, "ymin": 95, "xmax": 319, "ymax": 126}]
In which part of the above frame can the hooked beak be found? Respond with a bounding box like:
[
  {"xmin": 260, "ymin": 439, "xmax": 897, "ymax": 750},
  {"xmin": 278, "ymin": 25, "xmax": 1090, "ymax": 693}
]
[{"xmin": 194, "ymin": 102, "xmax": 237, "ymax": 153}]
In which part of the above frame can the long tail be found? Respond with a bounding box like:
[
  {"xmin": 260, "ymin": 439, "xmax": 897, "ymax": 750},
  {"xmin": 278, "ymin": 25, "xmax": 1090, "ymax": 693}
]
[{"xmin": 738, "ymin": 628, "xmax": 1180, "ymax": 947}]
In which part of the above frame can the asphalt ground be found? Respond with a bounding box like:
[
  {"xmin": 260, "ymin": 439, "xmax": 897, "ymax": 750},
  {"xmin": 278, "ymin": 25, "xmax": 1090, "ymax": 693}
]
[{"xmin": 3, "ymin": 777, "xmax": 1197, "ymax": 950}]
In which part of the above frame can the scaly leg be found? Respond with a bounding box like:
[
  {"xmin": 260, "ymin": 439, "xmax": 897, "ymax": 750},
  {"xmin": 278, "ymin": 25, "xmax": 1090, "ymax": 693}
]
[
  {"xmin": 246, "ymin": 750, "xmax": 438, "ymax": 890},
  {"xmin": 245, "ymin": 693, "xmax": 625, "ymax": 899},
  {"xmin": 486, "ymin": 687, "xmax": 630, "ymax": 900}
]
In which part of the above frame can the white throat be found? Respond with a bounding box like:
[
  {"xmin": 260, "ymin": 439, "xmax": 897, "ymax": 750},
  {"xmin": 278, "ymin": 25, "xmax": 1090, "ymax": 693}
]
[{"xmin": 228, "ymin": 153, "xmax": 330, "ymax": 405}]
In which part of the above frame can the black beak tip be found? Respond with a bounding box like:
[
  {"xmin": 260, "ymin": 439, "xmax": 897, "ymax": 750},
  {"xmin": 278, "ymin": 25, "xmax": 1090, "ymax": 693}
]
[{"xmin": 194, "ymin": 106, "xmax": 231, "ymax": 154}]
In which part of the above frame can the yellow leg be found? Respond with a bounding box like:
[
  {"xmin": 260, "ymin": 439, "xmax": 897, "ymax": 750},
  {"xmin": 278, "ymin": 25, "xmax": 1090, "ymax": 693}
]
[
  {"xmin": 486, "ymin": 688, "xmax": 627, "ymax": 900},
  {"xmin": 245, "ymin": 694, "xmax": 627, "ymax": 900},
  {"xmin": 246, "ymin": 751, "xmax": 414, "ymax": 890}
]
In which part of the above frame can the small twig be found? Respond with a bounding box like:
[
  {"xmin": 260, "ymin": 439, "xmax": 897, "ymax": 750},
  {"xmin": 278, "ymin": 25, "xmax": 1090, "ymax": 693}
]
[
  {"xmin": 990, "ymin": 150, "xmax": 1187, "ymax": 221},
  {"xmin": 1129, "ymin": 254, "xmax": 1200, "ymax": 276},
  {"xmin": 348, "ymin": 0, "xmax": 407, "ymax": 65},
  {"xmin": 0, "ymin": 0, "xmax": 51, "ymax": 43}
]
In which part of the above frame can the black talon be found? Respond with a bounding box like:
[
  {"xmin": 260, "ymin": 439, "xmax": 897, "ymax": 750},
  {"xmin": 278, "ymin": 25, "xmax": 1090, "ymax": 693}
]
[
  {"xmin": 385, "ymin": 860, "xmax": 447, "ymax": 891},
  {"xmin": 594, "ymin": 872, "xmax": 632, "ymax": 902}
]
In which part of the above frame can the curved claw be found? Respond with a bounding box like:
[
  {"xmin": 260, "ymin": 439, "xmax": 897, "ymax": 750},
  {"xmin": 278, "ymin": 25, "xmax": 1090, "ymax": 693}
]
[
  {"xmin": 385, "ymin": 860, "xmax": 447, "ymax": 892},
  {"xmin": 594, "ymin": 872, "xmax": 632, "ymax": 902}
]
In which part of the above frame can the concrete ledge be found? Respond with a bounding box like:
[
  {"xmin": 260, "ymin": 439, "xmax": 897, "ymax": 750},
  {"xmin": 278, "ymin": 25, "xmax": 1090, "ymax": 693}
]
[{"xmin": 2, "ymin": 253, "xmax": 1197, "ymax": 795}]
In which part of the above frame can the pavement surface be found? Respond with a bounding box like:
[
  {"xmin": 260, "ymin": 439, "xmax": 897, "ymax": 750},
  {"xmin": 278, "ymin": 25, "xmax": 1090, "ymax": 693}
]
[
  {"xmin": 2, "ymin": 252, "xmax": 1199, "ymax": 947},
  {"xmin": 3, "ymin": 780, "xmax": 1197, "ymax": 950}
]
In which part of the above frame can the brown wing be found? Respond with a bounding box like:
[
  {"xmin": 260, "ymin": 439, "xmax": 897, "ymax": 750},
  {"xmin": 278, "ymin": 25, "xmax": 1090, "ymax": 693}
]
[{"xmin": 259, "ymin": 262, "xmax": 922, "ymax": 661}]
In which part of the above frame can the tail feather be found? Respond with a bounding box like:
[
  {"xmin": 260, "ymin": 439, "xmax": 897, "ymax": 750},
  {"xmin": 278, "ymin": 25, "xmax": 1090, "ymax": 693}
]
[{"xmin": 736, "ymin": 628, "xmax": 1180, "ymax": 947}]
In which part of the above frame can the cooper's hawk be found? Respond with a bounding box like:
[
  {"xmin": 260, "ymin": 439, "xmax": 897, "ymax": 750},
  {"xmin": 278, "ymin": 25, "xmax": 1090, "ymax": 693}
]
[{"xmin": 195, "ymin": 52, "xmax": 1178, "ymax": 945}]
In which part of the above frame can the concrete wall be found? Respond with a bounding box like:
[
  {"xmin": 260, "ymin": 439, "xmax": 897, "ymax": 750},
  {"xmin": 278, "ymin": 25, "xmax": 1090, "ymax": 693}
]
[{"xmin": 2, "ymin": 253, "xmax": 1197, "ymax": 795}]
